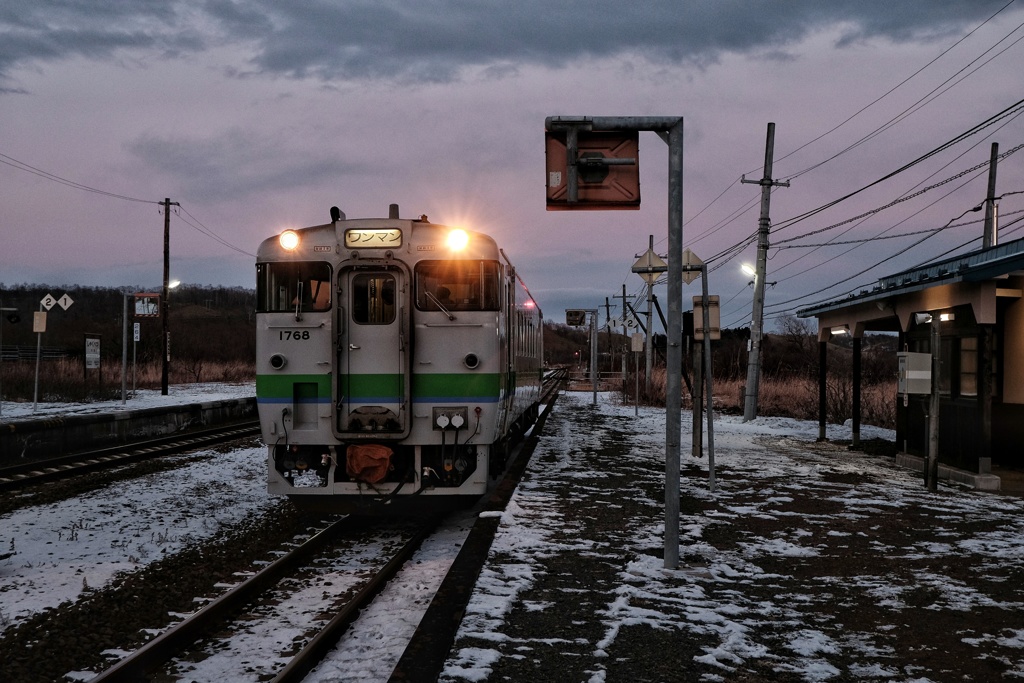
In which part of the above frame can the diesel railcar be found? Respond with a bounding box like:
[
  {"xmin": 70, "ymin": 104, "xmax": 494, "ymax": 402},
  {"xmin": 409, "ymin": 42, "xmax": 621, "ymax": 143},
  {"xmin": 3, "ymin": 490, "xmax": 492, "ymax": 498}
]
[{"xmin": 255, "ymin": 205, "xmax": 543, "ymax": 512}]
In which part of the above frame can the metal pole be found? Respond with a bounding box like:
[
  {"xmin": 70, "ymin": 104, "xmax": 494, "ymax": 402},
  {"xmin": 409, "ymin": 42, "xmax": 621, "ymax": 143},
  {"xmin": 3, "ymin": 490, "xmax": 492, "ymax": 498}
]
[
  {"xmin": 664, "ymin": 119, "xmax": 684, "ymax": 570},
  {"xmin": 701, "ymin": 264, "xmax": 716, "ymax": 491},
  {"xmin": 544, "ymin": 115, "xmax": 684, "ymax": 569},
  {"xmin": 590, "ymin": 311, "xmax": 598, "ymax": 405},
  {"xmin": 927, "ymin": 320, "xmax": 940, "ymax": 491},
  {"xmin": 634, "ymin": 350, "xmax": 639, "ymax": 417},
  {"xmin": 121, "ymin": 293, "xmax": 129, "ymax": 405},
  {"xmin": 33, "ymin": 304, "xmax": 42, "ymax": 412}
]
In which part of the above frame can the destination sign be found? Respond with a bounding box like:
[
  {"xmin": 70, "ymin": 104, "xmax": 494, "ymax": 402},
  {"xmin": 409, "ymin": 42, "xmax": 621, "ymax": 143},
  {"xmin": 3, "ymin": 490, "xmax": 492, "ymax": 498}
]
[{"xmin": 344, "ymin": 228, "xmax": 403, "ymax": 249}]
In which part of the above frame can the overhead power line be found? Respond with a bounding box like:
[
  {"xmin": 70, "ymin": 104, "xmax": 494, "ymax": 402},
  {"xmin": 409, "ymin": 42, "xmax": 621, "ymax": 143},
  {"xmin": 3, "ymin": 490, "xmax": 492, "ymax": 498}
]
[
  {"xmin": 771, "ymin": 96, "xmax": 1024, "ymax": 235},
  {"xmin": 176, "ymin": 205, "xmax": 255, "ymax": 257},
  {"xmin": 0, "ymin": 152, "xmax": 157, "ymax": 204}
]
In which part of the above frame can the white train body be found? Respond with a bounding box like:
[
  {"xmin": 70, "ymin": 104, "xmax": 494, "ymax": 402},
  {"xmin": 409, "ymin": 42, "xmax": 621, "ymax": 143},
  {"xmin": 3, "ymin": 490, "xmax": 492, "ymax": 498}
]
[{"xmin": 255, "ymin": 207, "xmax": 542, "ymax": 511}]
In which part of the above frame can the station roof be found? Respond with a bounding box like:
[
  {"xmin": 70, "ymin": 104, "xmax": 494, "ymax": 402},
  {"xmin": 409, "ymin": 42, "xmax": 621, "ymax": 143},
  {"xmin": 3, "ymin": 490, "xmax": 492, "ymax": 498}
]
[{"xmin": 797, "ymin": 235, "xmax": 1024, "ymax": 320}]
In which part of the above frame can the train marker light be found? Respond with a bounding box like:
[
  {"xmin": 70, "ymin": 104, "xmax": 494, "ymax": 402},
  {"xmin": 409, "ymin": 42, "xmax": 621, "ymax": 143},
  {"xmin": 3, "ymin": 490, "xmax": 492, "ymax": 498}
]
[
  {"xmin": 280, "ymin": 230, "xmax": 300, "ymax": 251},
  {"xmin": 446, "ymin": 228, "xmax": 469, "ymax": 251}
]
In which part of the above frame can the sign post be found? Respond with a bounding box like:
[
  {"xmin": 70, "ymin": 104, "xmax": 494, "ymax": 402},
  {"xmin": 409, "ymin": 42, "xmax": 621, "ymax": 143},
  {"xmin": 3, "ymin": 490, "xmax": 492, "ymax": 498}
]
[
  {"xmin": 547, "ymin": 115, "xmax": 684, "ymax": 568},
  {"xmin": 33, "ymin": 293, "xmax": 73, "ymax": 411}
]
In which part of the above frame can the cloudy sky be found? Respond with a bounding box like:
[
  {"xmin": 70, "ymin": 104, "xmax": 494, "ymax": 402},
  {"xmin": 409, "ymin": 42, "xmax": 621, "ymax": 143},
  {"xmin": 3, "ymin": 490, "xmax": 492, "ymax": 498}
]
[{"xmin": 2, "ymin": 1, "xmax": 1023, "ymax": 331}]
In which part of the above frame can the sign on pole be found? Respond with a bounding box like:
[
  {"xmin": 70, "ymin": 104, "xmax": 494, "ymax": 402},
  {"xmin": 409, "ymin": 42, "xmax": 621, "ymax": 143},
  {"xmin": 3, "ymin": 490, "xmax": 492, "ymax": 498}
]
[
  {"xmin": 85, "ymin": 336, "xmax": 101, "ymax": 369},
  {"xmin": 682, "ymin": 249, "xmax": 703, "ymax": 284},
  {"xmin": 631, "ymin": 248, "xmax": 667, "ymax": 284},
  {"xmin": 545, "ymin": 128, "xmax": 640, "ymax": 210},
  {"xmin": 693, "ymin": 295, "xmax": 721, "ymax": 341},
  {"xmin": 566, "ymin": 309, "xmax": 587, "ymax": 326}
]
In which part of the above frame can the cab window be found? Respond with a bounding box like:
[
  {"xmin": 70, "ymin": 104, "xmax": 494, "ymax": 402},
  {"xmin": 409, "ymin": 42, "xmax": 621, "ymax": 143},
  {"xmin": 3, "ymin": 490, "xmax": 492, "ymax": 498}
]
[
  {"xmin": 257, "ymin": 262, "xmax": 332, "ymax": 312},
  {"xmin": 352, "ymin": 273, "xmax": 396, "ymax": 324},
  {"xmin": 415, "ymin": 260, "xmax": 500, "ymax": 311}
]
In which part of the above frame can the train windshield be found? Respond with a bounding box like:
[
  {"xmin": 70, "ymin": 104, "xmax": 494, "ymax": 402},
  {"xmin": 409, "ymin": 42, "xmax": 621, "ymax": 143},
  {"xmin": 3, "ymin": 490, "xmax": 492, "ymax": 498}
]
[
  {"xmin": 257, "ymin": 261, "xmax": 332, "ymax": 312},
  {"xmin": 351, "ymin": 273, "xmax": 397, "ymax": 324},
  {"xmin": 415, "ymin": 260, "xmax": 500, "ymax": 311}
]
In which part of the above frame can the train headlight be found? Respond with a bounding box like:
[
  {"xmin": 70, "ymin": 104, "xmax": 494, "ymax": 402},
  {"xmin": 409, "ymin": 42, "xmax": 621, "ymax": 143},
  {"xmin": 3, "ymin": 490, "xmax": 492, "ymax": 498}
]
[
  {"xmin": 446, "ymin": 229, "xmax": 469, "ymax": 251},
  {"xmin": 270, "ymin": 353, "xmax": 287, "ymax": 370},
  {"xmin": 464, "ymin": 353, "xmax": 479, "ymax": 369},
  {"xmin": 279, "ymin": 230, "xmax": 300, "ymax": 251}
]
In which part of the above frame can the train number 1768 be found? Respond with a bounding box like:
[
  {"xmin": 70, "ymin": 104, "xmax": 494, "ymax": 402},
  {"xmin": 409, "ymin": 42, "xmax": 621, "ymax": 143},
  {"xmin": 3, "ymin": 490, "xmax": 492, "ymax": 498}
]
[{"xmin": 279, "ymin": 330, "xmax": 311, "ymax": 341}]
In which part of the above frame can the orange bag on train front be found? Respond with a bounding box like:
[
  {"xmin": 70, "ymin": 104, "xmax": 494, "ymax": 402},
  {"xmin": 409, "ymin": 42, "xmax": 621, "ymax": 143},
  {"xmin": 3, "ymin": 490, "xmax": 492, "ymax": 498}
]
[{"xmin": 345, "ymin": 444, "xmax": 393, "ymax": 484}]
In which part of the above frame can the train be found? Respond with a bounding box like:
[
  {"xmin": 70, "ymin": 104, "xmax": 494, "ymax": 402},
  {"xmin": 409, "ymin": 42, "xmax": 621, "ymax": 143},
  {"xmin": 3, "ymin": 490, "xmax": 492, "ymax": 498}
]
[{"xmin": 255, "ymin": 204, "xmax": 543, "ymax": 512}]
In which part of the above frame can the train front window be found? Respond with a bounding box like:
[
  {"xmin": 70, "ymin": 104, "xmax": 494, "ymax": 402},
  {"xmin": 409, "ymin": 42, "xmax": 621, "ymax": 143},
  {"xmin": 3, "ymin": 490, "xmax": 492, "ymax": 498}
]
[
  {"xmin": 352, "ymin": 273, "xmax": 396, "ymax": 324},
  {"xmin": 415, "ymin": 260, "xmax": 500, "ymax": 311},
  {"xmin": 257, "ymin": 262, "xmax": 332, "ymax": 312}
]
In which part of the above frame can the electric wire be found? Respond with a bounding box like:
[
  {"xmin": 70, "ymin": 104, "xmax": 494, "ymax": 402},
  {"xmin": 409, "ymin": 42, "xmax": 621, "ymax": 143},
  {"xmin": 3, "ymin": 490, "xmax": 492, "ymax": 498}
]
[
  {"xmin": 0, "ymin": 152, "xmax": 158, "ymax": 204},
  {"xmin": 175, "ymin": 204, "xmax": 256, "ymax": 257}
]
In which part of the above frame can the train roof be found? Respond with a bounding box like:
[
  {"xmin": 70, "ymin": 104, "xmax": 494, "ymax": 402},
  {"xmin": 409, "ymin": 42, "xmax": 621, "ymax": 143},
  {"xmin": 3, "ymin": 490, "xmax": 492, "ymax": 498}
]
[{"xmin": 256, "ymin": 215, "xmax": 499, "ymax": 261}]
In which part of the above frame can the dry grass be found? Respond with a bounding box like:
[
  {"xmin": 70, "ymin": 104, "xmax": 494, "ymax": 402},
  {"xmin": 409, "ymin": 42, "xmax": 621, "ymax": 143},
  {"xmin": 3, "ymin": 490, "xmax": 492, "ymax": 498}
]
[
  {"xmin": 0, "ymin": 359, "xmax": 254, "ymax": 403},
  {"xmin": 632, "ymin": 369, "xmax": 896, "ymax": 430}
]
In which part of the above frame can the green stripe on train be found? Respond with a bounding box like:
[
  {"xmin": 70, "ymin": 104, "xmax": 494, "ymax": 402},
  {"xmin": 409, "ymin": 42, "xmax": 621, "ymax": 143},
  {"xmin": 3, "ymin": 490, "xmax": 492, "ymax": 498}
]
[
  {"xmin": 257, "ymin": 372, "xmax": 501, "ymax": 401},
  {"xmin": 413, "ymin": 373, "xmax": 500, "ymax": 399},
  {"xmin": 340, "ymin": 373, "xmax": 404, "ymax": 398},
  {"xmin": 256, "ymin": 374, "xmax": 331, "ymax": 399}
]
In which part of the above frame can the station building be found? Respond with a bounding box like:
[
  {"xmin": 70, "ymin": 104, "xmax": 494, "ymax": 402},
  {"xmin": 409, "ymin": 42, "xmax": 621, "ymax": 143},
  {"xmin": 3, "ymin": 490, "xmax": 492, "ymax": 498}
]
[{"xmin": 797, "ymin": 235, "xmax": 1024, "ymax": 489}]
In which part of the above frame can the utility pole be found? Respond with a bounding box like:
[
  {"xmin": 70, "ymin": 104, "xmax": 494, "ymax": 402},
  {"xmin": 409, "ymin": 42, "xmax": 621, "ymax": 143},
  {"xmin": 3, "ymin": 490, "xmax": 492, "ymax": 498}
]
[
  {"xmin": 160, "ymin": 198, "xmax": 179, "ymax": 396},
  {"xmin": 615, "ymin": 285, "xmax": 629, "ymax": 384},
  {"xmin": 605, "ymin": 296, "xmax": 614, "ymax": 374},
  {"xmin": 983, "ymin": 142, "xmax": 999, "ymax": 248},
  {"xmin": 741, "ymin": 123, "xmax": 789, "ymax": 422}
]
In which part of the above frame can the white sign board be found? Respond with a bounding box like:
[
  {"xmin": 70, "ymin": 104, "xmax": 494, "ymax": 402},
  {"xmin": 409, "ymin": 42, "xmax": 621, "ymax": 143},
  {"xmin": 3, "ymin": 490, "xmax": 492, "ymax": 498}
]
[{"xmin": 85, "ymin": 337, "xmax": 101, "ymax": 369}]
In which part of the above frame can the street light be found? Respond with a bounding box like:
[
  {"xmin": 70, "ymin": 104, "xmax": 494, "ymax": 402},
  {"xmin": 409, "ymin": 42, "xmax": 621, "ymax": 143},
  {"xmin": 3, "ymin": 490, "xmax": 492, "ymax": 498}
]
[{"xmin": 741, "ymin": 263, "xmax": 756, "ymax": 278}]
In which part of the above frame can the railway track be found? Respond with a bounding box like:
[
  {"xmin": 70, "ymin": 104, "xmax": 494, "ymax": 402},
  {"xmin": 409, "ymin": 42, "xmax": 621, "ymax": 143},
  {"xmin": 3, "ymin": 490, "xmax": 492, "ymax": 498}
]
[
  {"xmin": 0, "ymin": 419, "xmax": 261, "ymax": 491},
  {"xmin": 90, "ymin": 514, "xmax": 441, "ymax": 682},
  {"xmin": 91, "ymin": 373, "xmax": 566, "ymax": 682}
]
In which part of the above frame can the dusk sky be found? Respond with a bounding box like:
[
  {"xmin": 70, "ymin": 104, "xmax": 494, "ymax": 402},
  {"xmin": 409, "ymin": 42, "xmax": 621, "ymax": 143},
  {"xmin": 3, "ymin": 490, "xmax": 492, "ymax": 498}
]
[{"xmin": 2, "ymin": 1, "xmax": 1023, "ymax": 332}]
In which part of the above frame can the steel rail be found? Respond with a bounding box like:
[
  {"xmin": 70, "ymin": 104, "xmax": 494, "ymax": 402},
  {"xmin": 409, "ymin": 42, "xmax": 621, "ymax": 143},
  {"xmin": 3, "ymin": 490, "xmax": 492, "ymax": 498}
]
[
  {"xmin": 91, "ymin": 515, "xmax": 439, "ymax": 682},
  {"xmin": 0, "ymin": 420, "xmax": 260, "ymax": 490}
]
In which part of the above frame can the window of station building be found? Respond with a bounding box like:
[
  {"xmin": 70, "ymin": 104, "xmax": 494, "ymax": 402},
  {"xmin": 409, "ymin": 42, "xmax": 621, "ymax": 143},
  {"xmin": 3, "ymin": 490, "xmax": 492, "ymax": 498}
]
[
  {"xmin": 257, "ymin": 262, "xmax": 332, "ymax": 313},
  {"xmin": 415, "ymin": 260, "xmax": 500, "ymax": 311},
  {"xmin": 352, "ymin": 273, "xmax": 396, "ymax": 325},
  {"xmin": 938, "ymin": 336, "xmax": 952, "ymax": 396},
  {"xmin": 960, "ymin": 336, "xmax": 978, "ymax": 397}
]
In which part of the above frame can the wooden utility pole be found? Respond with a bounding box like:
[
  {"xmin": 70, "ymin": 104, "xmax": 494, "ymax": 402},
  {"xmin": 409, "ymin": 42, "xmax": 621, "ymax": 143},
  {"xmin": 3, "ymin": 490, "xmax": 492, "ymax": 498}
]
[
  {"xmin": 160, "ymin": 198, "xmax": 179, "ymax": 396},
  {"xmin": 615, "ymin": 285, "xmax": 629, "ymax": 383},
  {"xmin": 741, "ymin": 123, "xmax": 789, "ymax": 422}
]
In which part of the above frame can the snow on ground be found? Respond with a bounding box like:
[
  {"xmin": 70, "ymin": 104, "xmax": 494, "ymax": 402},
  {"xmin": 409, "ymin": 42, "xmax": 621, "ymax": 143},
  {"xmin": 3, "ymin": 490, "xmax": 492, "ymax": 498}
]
[
  {"xmin": 5, "ymin": 384, "xmax": 1024, "ymax": 681},
  {"xmin": 0, "ymin": 450, "xmax": 268, "ymax": 630},
  {"xmin": 0, "ymin": 382, "xmax": 255, "ymax": 422},
  {"xmin": 0, "ymin": 384, "xmax": 262, "ymax": 630},
  {"xmin": 441, "ymin": 391, "xmax": 1024, "ymax": 681}
]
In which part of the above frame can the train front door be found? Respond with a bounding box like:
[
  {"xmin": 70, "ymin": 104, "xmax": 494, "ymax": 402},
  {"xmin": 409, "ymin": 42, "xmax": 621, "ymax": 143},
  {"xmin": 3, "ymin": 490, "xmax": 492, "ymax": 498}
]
[{"xmin": 337, "ymin": 266, "xmax": 410, "ymax": 435}]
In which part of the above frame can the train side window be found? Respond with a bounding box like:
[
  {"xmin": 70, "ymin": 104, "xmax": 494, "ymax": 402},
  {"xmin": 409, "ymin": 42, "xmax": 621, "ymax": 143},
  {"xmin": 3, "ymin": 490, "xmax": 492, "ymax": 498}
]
[
  {"xmin": 257, "ymin": 262, "xmax": 332, "ymax": 312},
  {"xmin": 415, "ymin": 260, "xmax": 500, "ymax": 311},
  {"xmin": 352, "ymin": 274, "xmax": 396, "ymax": 324}
]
